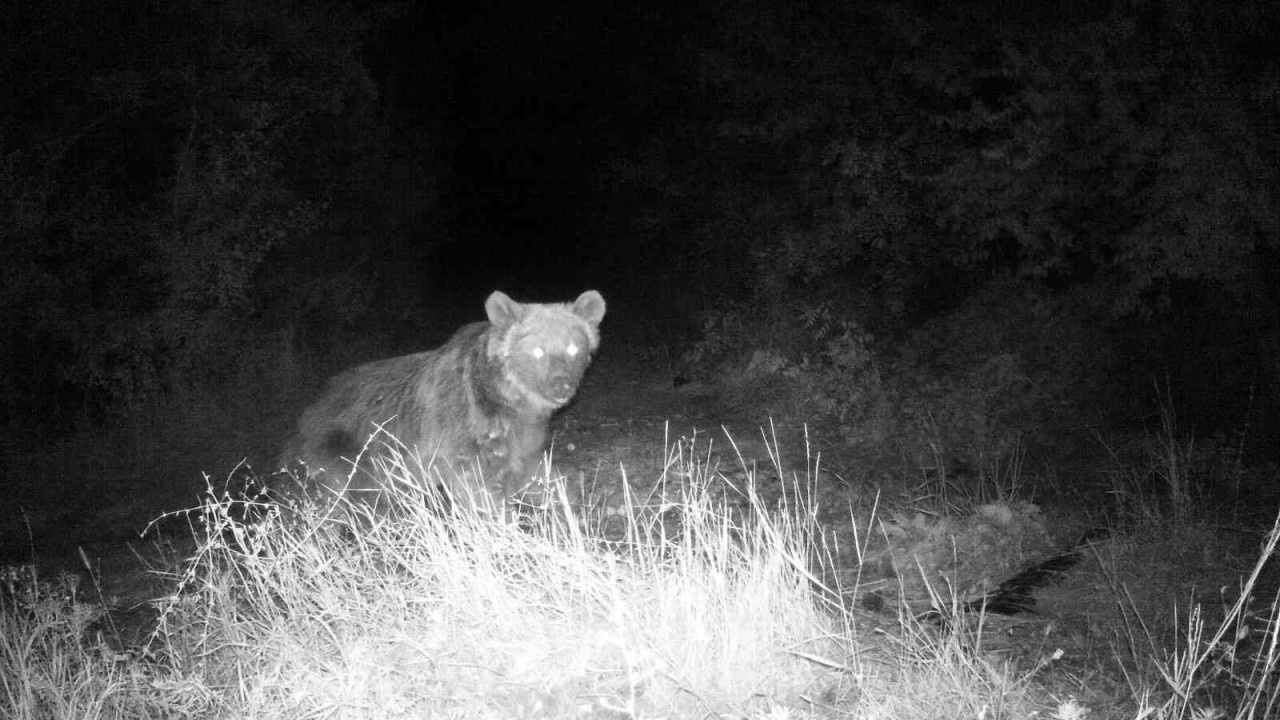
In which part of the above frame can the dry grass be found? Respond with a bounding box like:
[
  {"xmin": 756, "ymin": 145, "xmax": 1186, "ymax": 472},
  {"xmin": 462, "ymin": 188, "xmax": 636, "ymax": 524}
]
[
  {"xmin": 0, "ymin": 427, "xmax": 1277, "ymax": 719},
  {"xmin": 144, "ymin": 438, "xmax": 854, "ymax": 718}
]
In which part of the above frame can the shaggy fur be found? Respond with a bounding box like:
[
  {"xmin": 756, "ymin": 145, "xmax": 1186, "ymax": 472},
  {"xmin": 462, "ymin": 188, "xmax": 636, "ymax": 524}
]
[{"xmin": 279, "ymin": 290, "xmax": 606, "ymax": 511}]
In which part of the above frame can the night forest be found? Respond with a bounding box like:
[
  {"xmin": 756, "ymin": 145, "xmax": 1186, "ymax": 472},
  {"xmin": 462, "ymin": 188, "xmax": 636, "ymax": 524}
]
[
  {"xmin": 2, "ymin": 0, "xmax": 1280, "ymax": 714},
  {"xmin": 5, "ymin": 0, "xmax": 1280, "ymax": 532}
]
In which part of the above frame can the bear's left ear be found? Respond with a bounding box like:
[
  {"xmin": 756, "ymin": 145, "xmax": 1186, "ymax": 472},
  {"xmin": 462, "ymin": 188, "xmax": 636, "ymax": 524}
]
[
  {"xmin": 572, "ymin": 290, "xmax": 606, "ymax": 326},
  {"xmin": 485, "ymin": 291, "xmax": 526, "ymax": 328}
]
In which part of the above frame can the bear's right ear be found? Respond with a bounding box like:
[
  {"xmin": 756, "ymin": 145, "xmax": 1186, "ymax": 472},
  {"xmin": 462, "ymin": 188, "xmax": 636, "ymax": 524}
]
[
  {"xmin": 485, "ymin": 291, "xmax": 526, "ymax": 327},
  {"xmin": 572, "ymin": 290, "xmax": 606, "ymax": 326}
]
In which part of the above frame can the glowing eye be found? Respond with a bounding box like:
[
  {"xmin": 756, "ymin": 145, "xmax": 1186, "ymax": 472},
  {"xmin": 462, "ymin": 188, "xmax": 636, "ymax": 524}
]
[
  {"xmin": 531, "ymin": 347, "xmax": 545, "ymax": 359},
  {"xmin": 566, "ymin": 343, "xmax": 579, "ymax": 357}
]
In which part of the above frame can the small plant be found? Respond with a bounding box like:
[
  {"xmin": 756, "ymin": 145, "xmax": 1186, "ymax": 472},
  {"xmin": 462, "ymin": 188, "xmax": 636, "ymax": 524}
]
[
  {"xmin": 1119, "ymin": 514, "xmax": 1280, "ymax": 719},
  {"xmin": 0, "ymin": 561, "xmax": 168, "ymax": 719}
]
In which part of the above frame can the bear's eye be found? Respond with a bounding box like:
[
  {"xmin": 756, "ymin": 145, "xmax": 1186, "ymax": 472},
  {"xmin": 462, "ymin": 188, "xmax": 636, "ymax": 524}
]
[
  {"xmin": 566, "ymin": 343, "xmax": 579, "ymax": 357},
  {"xmin": 531, "ymin": 346, "xmax": 545, "ymax": 359}
]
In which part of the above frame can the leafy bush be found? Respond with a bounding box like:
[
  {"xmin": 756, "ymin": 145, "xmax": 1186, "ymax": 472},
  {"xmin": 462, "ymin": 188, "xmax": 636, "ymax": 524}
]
[{"xmin": 682, "ymin": 280, "xmax": 1114, "ymax": 481}]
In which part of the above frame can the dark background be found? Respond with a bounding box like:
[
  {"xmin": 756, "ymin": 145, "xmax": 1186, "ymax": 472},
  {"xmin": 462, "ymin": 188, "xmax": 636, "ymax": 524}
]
[{"xmin": 2, "ymin": 0, "xmax": 1278, "ymax": 506}]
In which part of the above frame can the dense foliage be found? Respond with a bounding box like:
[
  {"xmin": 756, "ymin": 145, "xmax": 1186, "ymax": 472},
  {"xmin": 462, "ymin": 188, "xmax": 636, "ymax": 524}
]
[
  {"xmin": 2, "ymin": 0, "xmax": 1276, "ymax": 450},
  {"xmin": 1, "ymin": 0, "xmax": 432, "ymax": 439},
  {"xmin": 608, "ymin": 0, "xmax": 1279, "ymax": 447},
  {"xmin": 617, "ymin": 0, "xmax": 1278, "ymax": 315}
]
